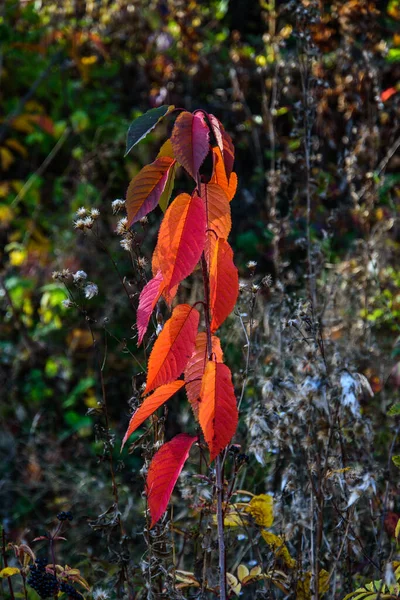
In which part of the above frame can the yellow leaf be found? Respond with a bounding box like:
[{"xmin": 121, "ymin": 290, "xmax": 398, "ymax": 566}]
[
  {"xmin": 245, "ymin": 494, "xmax": 274, "ymax": 527},
  {"xmin": 237, "ymin": 564, "xmax": 249, "ymax": 582},
  {"xmin": 5, "ymin": 138, "xmax": 28, "ymax": 158},
  {"xmin": 0, "ymin": 567, "xmax": 20, "ymax": 578},
  {"xmin": 9, "ymin": 249, "xmax": 27, "ymax": 266},
  {"xmin": 261, "ymin": 531, "xmax": 296, "ymax": 568},
  {"xmin": 0, "ymin": 183, "xmax": 9, "ymax": 198},
  {"xmin": 296, "ymin": 569, "xmax": 330, "ymax": 599},
  {"xmin": 395, "ymin": 517, "xmax": 400, "ymax": 541},
  {"xmin": 11, "ymin": 115, "xmax": 35, "ymax": 134},
  {"xmin": 81, "ymin": 55, "xmax": 97, "ymax": 65},
  {"xmin": 0, "ymin": 204, "xmax": 13, "ymax": 224},
  {"xmin": 250, "ymin": 566, "xmax": 262, "ymax": 577},
  {"xmin": 0, "ymin": 147, "xmax": 15, "ymax": 171},
  {"xmin": 226, "ymin": 573, "xmax": 241, "ymax": 596}
]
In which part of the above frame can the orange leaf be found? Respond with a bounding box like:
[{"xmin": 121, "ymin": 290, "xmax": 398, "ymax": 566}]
[
  {"xmin": 200, "ymin": 182, "xmax": 231, "ymax": 265},
  {"xmin": 151, "ymin": 247, "xmax": 178, "ymax": 306},
  {"xmin": 145, "ymin": 304, "xmax": 200, "ymax": 394},
  {"xmin": 171, "ymin": 111, "xmax": 209, "ymax": 180},
  {"xmin": 199, "ymin": 362, "xmax": 238, "ymax": 461},
  {"xmin": 136, "ymin": 271, "xmax": 164, "ymax": 346},
  {"xmin": 208, "ymin": 115, "xmax": 235, "ymax": 179},
  {"xmin": 155, "ymin": 192, "xmax": 206, "ymax": 290},
  {"xmin": 126, "ymin": 157, "xmax": 175, "ymax": 226},
  {"xmin": 122, "ymin": 380, "xmax": 185, "ymax": 448},
  {"xmin": 209, "ymin": 239, "xmax": 239, "ymax": 332},
  {"xmin": 185, "ymin": 332, "xmax": 224, "ymax": 418},
  {"xmin": 147, "ymin": 433, "xmax": 197, "ymax": 528},
  {"xmin": 210, "ymin": 147, "xmax": 237, "ymax": 202}
]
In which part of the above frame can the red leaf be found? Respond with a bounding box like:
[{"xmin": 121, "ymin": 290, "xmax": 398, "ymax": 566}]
[
  {"xmin": 209, "ymin": 239, "xmax": 239, "ymax": 332},
  {"xmin": 122, "ymin": 380, "xmax": 185, "ymax": 448},
  {"xmin": 137, "ymin": 271, "xmax": 164, "ymax": 346},
  {"xmin": 146, "ymin": 433, "xmax": 197, "ymax": 528},
  {"xmin": 381, "ymin": 87, "xmax": 398, "ymax": 102},
  {"xmin": 144, "ymin": 304, "xmax": 200, "ymax": 394},
  {"xmin": 221, "ymin": 127, "xmax": 235, "ymax": 179},
  {"xmin": 171, "ymin": 111, "xmax": 209, "ymax": 180},
  {"xmin": 184, "ymin": 332, "xmax": 224, "ymax": 418},
  {"xmin": 210, "ymin": 147, "xmax": 237, "ymax": 202},
  {"xmin": 199, "ymin": 362, "xmax": 238, "ymax": 461},
  {"xmin": 126, "ymin": 156, "xmax": 175, "ymax": 226},
  {"xmin": 200, "ymin": 182, "xmax": 231, "ymax": 265},
  {"xmin": 155, "ymin": 192, "xmax": 206, "ymax": 290}
]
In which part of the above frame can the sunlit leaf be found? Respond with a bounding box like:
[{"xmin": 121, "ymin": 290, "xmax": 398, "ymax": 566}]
[
  {"xmin": 171, "ymin": 111, "xmax": 209, "ymax": 180},
  {"xmin": 209, "ymin": 238, "xmax": 239, "ymax": 332},
  {"xmin": 155, "ymin": 192, "xmax": 206, "ymax": 290},
  {"xmin": 199, "ymin": 361, "xmax": 238, "ymax": 461},
  {"xmin": 184, "ymin": 332, "xmax": 224, "ymax": 418},
  {"xmin": 136, "ymin": 271, "xmax": 164, "ymax": 346},
  {"xmin": 144, "ymin": 304, "xmax": 200, "ymax": 394},
  {"xmin": 200, "ymin": 182, "xmax": 231, "ymax": 264},
  {"xmin": 122, "ymin": 380, "xmax": 185, "ymax": 448},
  {"xmin": 126, "ymin": 157, "xmax": 175, "ymax": 226},
  {"xmin": 146, "ymin": 433, "xmax": 197, "ymax": 527}
]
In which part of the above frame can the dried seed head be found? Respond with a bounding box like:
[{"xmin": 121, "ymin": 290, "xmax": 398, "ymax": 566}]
[
  {"xmin": 116, "ymin": 217, "xmax": 128, "ymax": 235},
  {"xmin": 111, "ymin": 199, "xmax": 125, "ymax": 214},
  {"xmin": 76, "ymin": 207, "xmax": 87, "ymax": 217}
]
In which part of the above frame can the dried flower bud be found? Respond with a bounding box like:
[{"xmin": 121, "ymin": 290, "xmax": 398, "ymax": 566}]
[
  {"xmin": 116, "ymin": 217, "xmax": 128, "ymax": 235},
  {"xmin": 73, "ymin": 270, "xmax": 87, "ymax": 283},
  {"xmin": 76, "ymin": 207, "xmax": 87, "ymax": 217},
  {"xmin": 91, "ymin": 208, "xmax": 100, "ymax": 219},
  {"xmin": 73, "ymin": 219, "xmax": 86, "ymax": 230},
  {"xmin": 84, "ymin": 282, "xmax": 98, "ymax": 299},
  {"xmin": 112, "ymin": 199, "xmax": 125, "ymax": 214}
]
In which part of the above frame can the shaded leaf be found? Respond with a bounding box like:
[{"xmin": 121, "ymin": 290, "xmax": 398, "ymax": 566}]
[
  {"xmin": 209, "ymin": 239, "xmax": 239, "ymax": 332},
  {"xmin": 184, "ymin": 332, "xmax": 224, "ymax": 418},
  {"xmin": 146, "ymin": 433, "xmax": 197, "ymax": 527},
  {"xmin": 125, "ymin": 105, "xmax": 174, "ymax": 155},
  {"xmin": 126, "ymin": 156, "xmax": 175, "ymax": 226},
  {"xmin": 199, "ymin": 361, "xmax": 238, "ymax": 461},
  {"xmin": 145, "ymin": 304, "xmax": 200, "ymax": 394},
  {"xmin": 137, "ymin": 271, "xmax": 164, "ymax": 346},
  {"xmin": 122, "ymin": 380, "xmax": 185, "ymax": 448},
  {"xmin": 171, "ymin": 111, "xmax": 209, "ymax": 180},
  {"xmin": 155, "ymin": 192, "xmax": 206, "ymax": 290}
]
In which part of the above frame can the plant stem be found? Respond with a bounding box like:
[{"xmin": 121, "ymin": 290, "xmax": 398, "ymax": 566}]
[
  {"xmin": 200, "ymin": 253, "xmax": 227, "ymax": 600},
  {"xmin": 1, "ymin": 530, "xmax": 15, "ymax": 600}
]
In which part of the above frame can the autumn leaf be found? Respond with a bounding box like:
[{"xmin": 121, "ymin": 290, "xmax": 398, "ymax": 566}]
[
  {"xmin": 184, "ymin": 332, "xmax": 224, "ymax": 417},
  {"xmin": 209, "ymin": 238, "xmax": 239, "ymax": 332},
  {"xmin": 155, "ymin": 192, "xmax": 206, "ymax": 290},
  {"xmin": 137, "ymin": 271, "xmax": 164, "ymax": 346},
  {"xmin": 151, "ymin": 246, "xmax": 178, "ymax": 305},
  {"xmin": 157, "ymin": 139, "xmax": 177, "ymax": 212},
  {"xmin": 210, "ymin": 147, "xmax": 237, "ymax": 202},
  {"xmin": 126, "ymin": 156, "xmax": 175, "ymax": 226},
  {"xmin": 199, "ymin": 361, "xmax": 238, "ymax": 461},
  {"xmin": 125, "ymin": 105, "xmax": 175, "ymax": 155},
  {"xmin": 146, "ymin": 433, "xmax": 197, "ymax": 527},
  {"xmin": 145, "ymin": 304, "xmax": 200, "ymax": 394},
  {"xmin": 122, "ymin": 380, "xmax": 185, "ymax": 448},
  {"xmin": 200, "ymin": 182, "xmax": 231, "ymax": 265},
  {"xmin": 171, "ymin": 111, "xmax": 209, "ymax": 180},
  {"xmin": 208, "ymin": 114, "xmax": 235, "ymax": 179},
  {"xmin": 245, "ymin": 494, "xmax": 274, "ymax": 527}
]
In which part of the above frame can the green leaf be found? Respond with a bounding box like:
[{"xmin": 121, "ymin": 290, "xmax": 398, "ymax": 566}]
[
  {"xmin": 159, "ymin": 161, "xmax": 177, "ymax": 212},
  {"xmin": 392, "ymin": 455, "xmax": 400, "ymax": 468},
  {"xmin": 388, "ymin": 403, "xmax": 400, "ymax": 416},
  {"xmin": 125, "ymin": 105, "xmax": 174, "ymax": 156}
]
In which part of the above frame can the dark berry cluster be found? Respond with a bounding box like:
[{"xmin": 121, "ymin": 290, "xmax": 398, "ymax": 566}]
[
  {"xmin": 27, "ymin": 558, "xmax": 59, "ymax": 599},
  {"xmin": 60, "ymin": 581, "xmax": 84, "ymax": 599},
  {"xmin": 57, "ymin": 511, "xmax": 73, "ymax": 521}
]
